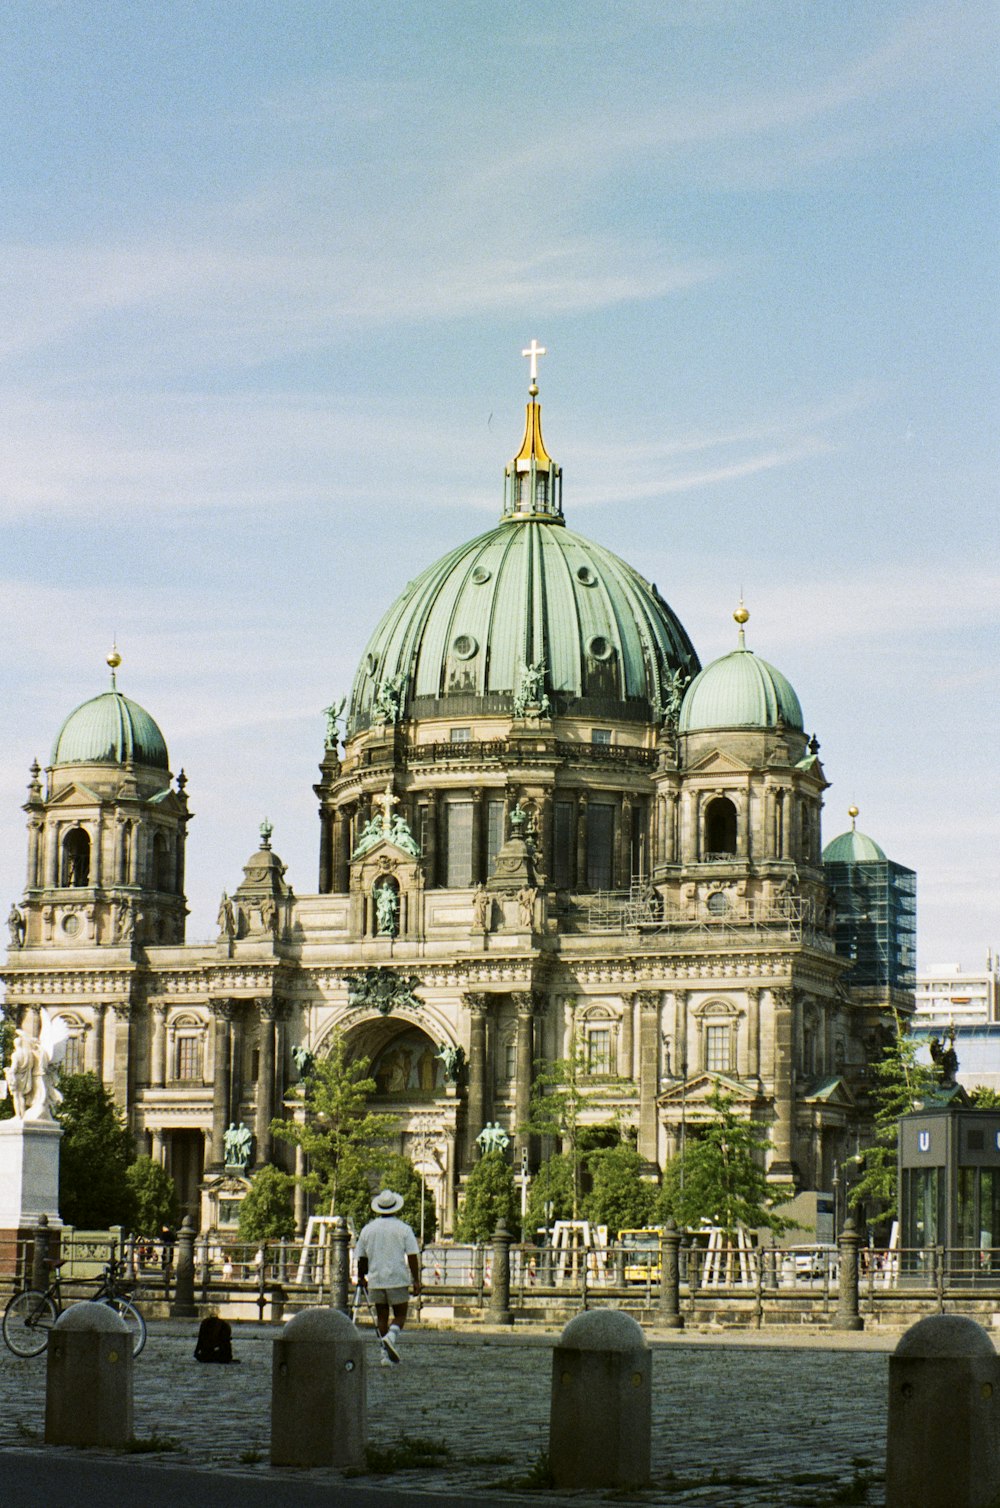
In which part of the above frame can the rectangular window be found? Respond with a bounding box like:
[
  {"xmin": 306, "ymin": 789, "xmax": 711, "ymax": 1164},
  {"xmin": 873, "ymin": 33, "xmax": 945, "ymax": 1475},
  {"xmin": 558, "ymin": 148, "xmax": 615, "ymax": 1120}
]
[
  {"xmin": 705, "ymin": 1024, "xmax": 730, "ymax": 1073},
  {"xmin": 445, "ymin": 802, "xmax": 474, "ymax": 888},
  {"xmin": 176, "ymin": 1036, "xmax": 202, "ymax": 1082},
  {"xmin": 586, "ymin": 803, "xmax": 615, "ymax": 890},
  {"xmin": 591, "ymin": 728, "xmax": 612, "ymax": 745},
  {"xmin": 63, "ymin": 1035, "xmax": 85, "ymax": 1075},
  {"xmin": 553, "ymin": 800, "xmax": 575, "ymax": 889},
  {"xmin": 588, "ymin": 1029, "xmax": 612, "ymax": 1075},
  {"xmin": 450, "ymin": 727, "xmax": 471, "ymax": 743},
  {"xmin": 504, "ymin": 1041, "xmax": 517, "ymax": 1080},
  {"xmin": 486, "ymin": 799, "xmax": 505, "ymax": 878}
]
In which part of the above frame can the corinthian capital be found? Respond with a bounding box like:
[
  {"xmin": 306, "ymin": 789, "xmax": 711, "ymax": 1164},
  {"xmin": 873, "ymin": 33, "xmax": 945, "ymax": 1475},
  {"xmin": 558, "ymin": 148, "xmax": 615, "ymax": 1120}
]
[{"xmin": 462, "ymin": 991, "xmax": 489, "ymax": 1015}]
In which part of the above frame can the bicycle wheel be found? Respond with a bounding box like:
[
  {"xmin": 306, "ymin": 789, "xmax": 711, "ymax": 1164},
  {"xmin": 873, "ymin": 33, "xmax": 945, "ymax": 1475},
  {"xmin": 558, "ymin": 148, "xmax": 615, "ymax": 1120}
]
[
  {"xmin": 3, "ymin": 1290, "xmax": 58, "ymax": 1357},
  {"xmin": 108, "ymin": 1296, "xmax": 146, "ymax": 1357}
]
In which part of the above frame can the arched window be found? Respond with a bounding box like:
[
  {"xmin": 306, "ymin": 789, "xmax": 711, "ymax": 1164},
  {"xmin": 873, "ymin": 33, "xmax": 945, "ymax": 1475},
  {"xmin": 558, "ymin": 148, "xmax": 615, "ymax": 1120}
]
[
  {"xmin": 704, "ymin": 797, "xmax": 737, "ymax": 858},
  {"xmin": 153, "ymin": 832, "xmax": 172, "ymax": 893},
  {"xmin": 62, "ymin": 828, "xmax": 90, "ymax": 887}
]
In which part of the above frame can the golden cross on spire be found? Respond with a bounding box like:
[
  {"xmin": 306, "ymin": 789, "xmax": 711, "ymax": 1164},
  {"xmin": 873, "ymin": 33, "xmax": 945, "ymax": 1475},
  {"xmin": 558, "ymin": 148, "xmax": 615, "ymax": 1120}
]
[{"xmin": 521, "ymin": 339, "xmax": 547, "ymax": 389}]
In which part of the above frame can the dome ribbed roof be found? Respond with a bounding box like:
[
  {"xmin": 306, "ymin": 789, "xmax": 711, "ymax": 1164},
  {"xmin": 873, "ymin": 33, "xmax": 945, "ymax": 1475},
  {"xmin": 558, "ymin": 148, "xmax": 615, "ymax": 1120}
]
[
  {"xmin": 823, "ymin": 828, "xmax": 886, "ymax": 863},
  {"xmin": 348, "ymin": 518, "xmax": 699, "ymax": 732},
  {"xmin": 51, "ymin": 691, "xmax": 169, "ymax": 771},
  {"xmin": 679, "ymin": 647, "xmax": 803, "ymax": 733}
]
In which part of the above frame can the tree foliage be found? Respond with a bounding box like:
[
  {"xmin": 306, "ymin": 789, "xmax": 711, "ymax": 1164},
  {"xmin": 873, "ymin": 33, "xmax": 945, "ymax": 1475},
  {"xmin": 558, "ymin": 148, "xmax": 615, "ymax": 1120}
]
[
  {"xmin": 455, "ymin": 1151, "xmax": 518, "ymax": 1242},
  {"xmin": 523, "ymin": 1151, "xmax": 576, "ymax": 1240},
  {"xmin": 657, "ymin": 1084, "xmax": 793, "ymax": 1238},
  {"xmin": 522, "ymin": 1040, "xmax": 590, "ymax": 1218},
  {"xmin": 271, "ymin": 1030, "xmax": 398, "ymax": 1220},
  {"xmin": 584, "ymin": 1143, "xmax": 656, "ymax": 1237},
  {"xmin": 377, "ymin": 1152, "xmax": 437, "ymax": 1242},
  {"xmin": 237, "ymin": 1164, "xmax": 296, "ymax": 1242},
  {"xmin": 56, "ymin": 1072, "xmax": 136, "ymax": 1229},
  {"xmin": 848, "ymin": 1011, "xmax": 938, "ymax": 1224},
  {"xmin": 969, "ymin": 1085, "xmax": 1000, "ymax": 1109},
  {"xmin": 125, "ymin": 1155, "xmax": 179, "ymax": 1235}
]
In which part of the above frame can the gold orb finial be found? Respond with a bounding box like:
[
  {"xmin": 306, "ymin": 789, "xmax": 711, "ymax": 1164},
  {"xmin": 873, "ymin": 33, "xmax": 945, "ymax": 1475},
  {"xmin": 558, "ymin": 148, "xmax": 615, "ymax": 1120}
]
[
  {"xmin": 848, "ymin": 805, "xmax": 859, "ymax": 829},
  {"xmin": 106, "ymin": 646, "xmax": 122, "ymax": 671},
  {"xmin": 734, "ymin": 601, "xmax": 749, "ymax": 626}
]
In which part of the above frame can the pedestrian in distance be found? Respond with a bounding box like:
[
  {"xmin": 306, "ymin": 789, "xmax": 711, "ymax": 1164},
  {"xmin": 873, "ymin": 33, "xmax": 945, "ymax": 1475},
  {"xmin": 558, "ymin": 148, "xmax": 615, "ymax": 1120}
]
[{"xmin": 354, "ymin": 1189, "xmax": 420, "ymax": 1365}]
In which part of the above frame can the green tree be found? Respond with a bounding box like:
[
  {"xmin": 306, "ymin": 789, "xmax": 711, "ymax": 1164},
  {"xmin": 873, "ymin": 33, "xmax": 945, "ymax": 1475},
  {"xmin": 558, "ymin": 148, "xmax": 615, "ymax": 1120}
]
[
  {"xmin": 237, "ymin": 1164, "xmax": 295, "ymax": 1242},
  {"xmin": 969, "ymin": 1085, "xmax": 1000, "ymax": 1109},
  {"xmin": 584, "ymin": 1143, "xmax": 656, "ymax": 1237},
  {"xmin": 657, "ymin": 1084, "xmax": 793, "ymax": 1239},
  {"xmin": 56, "ymin": 1072, "xmax": 136, "ymax": 1229},
  {"xmin": 125, "ymin": 1155, "xmax": 179, "ymax": 1234},
  {"xmin": 455, "ymin": 1151, "xmax": 518, "ymax": 1241},
  {"xmin": 523, "ymin": 1151, "xmax": 575, "ymax": 1241},
  {"xmin": 378, "ymin": 1151, "xmax": 438, "ymax": 1243},
  {"xmin": 522, "ymin": 1040, "xmax": 589, "ymax": 1217},
  {"xmin": 848, "ymin": 1010, "xmax": 938, "ymax": 1224},
  {"xmin": 271, "ymin": 1029, "xmax": 398, "ymax": 1219}
]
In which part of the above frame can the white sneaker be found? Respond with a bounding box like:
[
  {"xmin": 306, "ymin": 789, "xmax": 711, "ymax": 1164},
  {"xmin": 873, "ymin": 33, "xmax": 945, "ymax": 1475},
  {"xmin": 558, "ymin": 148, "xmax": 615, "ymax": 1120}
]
[
  {"xmin": 381, "ymin": 1332, "xmax": 401, "ymax": 1364},
  {"xmin": 379, "ymin": 1351, "xmax": 394, "ymax": 1367}
]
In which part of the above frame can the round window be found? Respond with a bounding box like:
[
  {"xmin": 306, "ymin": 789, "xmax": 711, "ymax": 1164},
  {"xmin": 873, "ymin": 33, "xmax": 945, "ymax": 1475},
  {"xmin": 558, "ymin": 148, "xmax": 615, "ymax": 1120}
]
[
  {"xmin": 576, "ymin": 565, "xmax": 597, "ymax": 586},
  {"xmin": 366, "ymin": 653, "xmax": 377, "ymax": 676},
  {"xmin": 588, "ymin": 635, "xmax": 613, "ymax": 661},
  {"xmin": 706, "ymin": 891, "xmax": 729, "ymax": 916},
  {"xmin": 452, "ymin": 635, "xmax": 478, "ymax": 660},
  {"xmin": 471, "ymin": 566, "xmax": 491, "ymax": 585},
  {"xmin": 62, "ymin": 913, "xmax": 80, "ymax": 936}
]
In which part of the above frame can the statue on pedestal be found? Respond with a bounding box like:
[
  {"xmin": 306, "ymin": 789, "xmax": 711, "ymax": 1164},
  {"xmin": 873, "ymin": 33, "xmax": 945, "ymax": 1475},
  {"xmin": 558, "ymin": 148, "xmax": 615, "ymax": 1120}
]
[{"xmin": 2, "ymin": 1010, "xmax": 70, "ymax": 1122}]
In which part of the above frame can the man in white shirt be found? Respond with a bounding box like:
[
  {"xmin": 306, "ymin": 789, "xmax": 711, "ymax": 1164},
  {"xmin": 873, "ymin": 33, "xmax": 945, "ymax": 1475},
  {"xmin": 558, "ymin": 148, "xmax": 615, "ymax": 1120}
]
[{"xmin": 355, "ymin": 1189, "xmax": 421, "ymax": 1364}]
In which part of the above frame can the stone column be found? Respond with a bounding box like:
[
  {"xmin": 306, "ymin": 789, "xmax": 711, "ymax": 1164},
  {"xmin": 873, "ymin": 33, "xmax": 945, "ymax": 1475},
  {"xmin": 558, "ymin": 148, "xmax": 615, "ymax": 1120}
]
[
  {"xmin": 769, "ymin": 987, "xmax": 795, "ymax": 1176},
  {"xmin": 112, "ymin": 1001, "xmax": 133, "ymax": 1119},
  {"xmin": 747, "ymin": 988, "xmax": 761, "ymax": 1082},
  {"xmin": 150, "ymin": 1003, "xmax": 167, "ymax": 1089},
  {"xmin": 471, "ymin": 788, "xmax": 484, "ymax": 885},
  {"xmin": 318, "ymin": 810, "xmax": 332, "ymax": 892},
  {"xmin": 334, "ymin": 806, "xmax": 352, "ymax": 893},
  {"xmin": 26, "ymin": 819, "xmax": 42, "ymax": 890},
  {"xmin": 512, "ymin": 993, "xmax": 535, "ymax": 1166},
  {"xmin": 209, "ymin": 1001, "xmax": 234, "ymax": 1170},
  {"xmin": 464, "ymin": 993, "xmax": 488, "ymax": 1166},
  {"xmin": 256, "ymin": 999, "xmax": 277, "ymax": 1166},
  {"xmin": 45, "ymin": 822, "xmax": 59, "ymax": 887},
  {"xmin": 575, "ymin": 795, "xmax": 588, "ymax": 890},
  {"xmin": 87, "ymin": 1003, "xmax": 107, "ymax": 1079},
  {"xmin": 636, "ymin": 991, "xmax": 660, "ymax": 1163},
  {"xmin": 619, "ymin": 995, "xmax": 635, "ymax": 1078},
  {"xmin": 620, "ymin": 797, "xmax": 633, "ymax": 887},
  {"xmin": 674, "ymin": 989, "xmax": 689, "ymax": 1080},
  {"xmin": 423, "ymin": 796, "xmax": 438, "ymax": 888}
]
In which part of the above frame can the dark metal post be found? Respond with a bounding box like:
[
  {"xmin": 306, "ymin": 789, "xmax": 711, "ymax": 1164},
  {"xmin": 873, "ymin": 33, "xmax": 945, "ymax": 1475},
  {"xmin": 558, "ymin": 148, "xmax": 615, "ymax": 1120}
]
[
  {"xmin": 330, "ymin": 1215, "xmax": 350, "ymax": 1313},
  {"xmin": 489, "ymin": 1223, "xmax": 514, "ymax": 1325},
  {"xmin": 936, "ymin": 1244, "xmax": 946, "ymax": 1313},
  {"xmin": 170, "ymin": 1215, "xmax": 197, "ymax": 1318},
  {"xmin": 833, "ymin": 1215, "xmax": 863, "ymax": 1331},
  {"xmin": 197, "ymin": 1234, "xmax": 210, "ymax": 1304},
  {"xmin": 658, "ymin": 1217, "xmax": 684, "ymax": 1329},
  {"xmin": 31, "ymin": 1214, "xmax": 51, "ymax": 1292}
]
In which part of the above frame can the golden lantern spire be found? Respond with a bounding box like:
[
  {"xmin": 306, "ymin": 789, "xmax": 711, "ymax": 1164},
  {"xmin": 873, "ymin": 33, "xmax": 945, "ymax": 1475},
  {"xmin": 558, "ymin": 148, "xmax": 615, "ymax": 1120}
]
[
  {"xmin": 734, "ymin": 598, "xmax": 749, "ymax": 649},
  {"xmin": 106, "ymin": 641, "xmax": 122, "ymax": 690}
]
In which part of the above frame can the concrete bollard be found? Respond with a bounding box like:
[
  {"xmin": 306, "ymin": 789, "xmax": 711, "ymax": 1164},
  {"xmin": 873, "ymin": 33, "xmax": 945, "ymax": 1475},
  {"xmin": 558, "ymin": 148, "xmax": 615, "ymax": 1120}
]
[
  {"xmin": 550, "ymin": 1310, "xmax": 651, "ymax": 1489},
  {"xmin": 170, "ymin": 1214, "xmax": 196, "ymax": 1317},
  {"xmin": 886, "ymin": 1314, "xmax": 1000, "ymax": 1508},
  {"xmin": 270, "ymin": 1307, "xmax": 366, "ymax": 1469},
  {"xmin": 45, "ymin": 1302, "xmax": 133, "ymax": 1447}
]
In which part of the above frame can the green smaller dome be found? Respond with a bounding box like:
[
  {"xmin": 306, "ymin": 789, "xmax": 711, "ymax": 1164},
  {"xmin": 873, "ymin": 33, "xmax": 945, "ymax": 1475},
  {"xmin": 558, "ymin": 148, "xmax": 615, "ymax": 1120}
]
[
  {"xmin": 823, "ymin": 827, "xmax": 886, "ymax": 863},
  {"xmin": 52, "ymin": 691, "xmax": 169, "ymax": 771},
  {"xmin": 679, "ymin": 648, "xmax": 803, "ymax": 733}
]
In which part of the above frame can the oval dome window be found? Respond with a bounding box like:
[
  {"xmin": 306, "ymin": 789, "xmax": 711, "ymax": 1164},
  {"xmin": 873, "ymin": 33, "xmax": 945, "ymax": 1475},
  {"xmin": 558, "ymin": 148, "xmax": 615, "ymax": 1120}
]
[
  {"xmin": 452, "ymin": 635, "xmax": 478, "ymax": 660},
  {"xmin": 471, "ymin": 566, "xmax": 491, "ymax": 585},
  {"xmin": 576, "ymin": 566, "xmax": 597, "ymax": 586},
  {"xmin": 588, "ymin": 635, "xmax": 613, "ymax": 661}
]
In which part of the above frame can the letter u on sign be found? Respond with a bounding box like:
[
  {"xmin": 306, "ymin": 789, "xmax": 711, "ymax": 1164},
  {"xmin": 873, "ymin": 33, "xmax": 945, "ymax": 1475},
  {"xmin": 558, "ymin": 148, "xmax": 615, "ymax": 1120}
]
[{"xmin": 918, "ymin": 1131, "xmax": 930, "ymax": 1153}]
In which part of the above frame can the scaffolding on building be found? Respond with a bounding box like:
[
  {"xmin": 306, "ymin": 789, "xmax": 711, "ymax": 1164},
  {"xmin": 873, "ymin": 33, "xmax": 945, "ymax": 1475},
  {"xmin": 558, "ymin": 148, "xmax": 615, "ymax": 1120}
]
[{"xmin": 824, "ymin": 858, "xmax": 916, "ymax": 990}]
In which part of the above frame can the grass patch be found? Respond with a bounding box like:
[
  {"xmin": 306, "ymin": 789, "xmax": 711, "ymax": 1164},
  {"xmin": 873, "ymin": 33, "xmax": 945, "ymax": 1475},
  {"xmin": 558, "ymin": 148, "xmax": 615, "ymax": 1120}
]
[
  {"xmin": 120, "ymin": 1434, "xmax": 179, "ymax": 1454},
  {"xmin": 14, "ymin": 1420, "xmax": 39, "ymax": 1441},
  {"xmin": 239, "ymin": 1447, "xmax": 264, "ymax": 1464},
  {"xmin": 364, "ymin": 1436, "xmax": 451, "ymax": 1473},
  {"xmin": 490, "ymin": 1452, "xmax": 554, "ymax": 1492}
]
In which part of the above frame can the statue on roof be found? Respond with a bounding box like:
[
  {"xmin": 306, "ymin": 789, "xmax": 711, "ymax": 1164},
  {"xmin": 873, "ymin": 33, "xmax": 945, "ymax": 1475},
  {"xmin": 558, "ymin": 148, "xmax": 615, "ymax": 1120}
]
[
  {"xmin": 661, "ymin": 667, "xmax": 690, "ymax": 729},
  {"xmin": 476, "ymin": 1121, "xmax": 510, "ymax": 1155},
  {"xmin": 513, "ymin": 660, "xmax": 550, "ymax": 718},
  {"xmin": 7, "ymin": 904, "xmax": 25, "ymax": 948},
  {"xmin": 930, "ymin": 1033, "xmax": 959, "ymax": 1089},
  {"xmin": 372, "ymin": 673, "xmax": 406, "ymax": 726},
  {"xmin": 322, "ymin": 697, "xmax": 346, "ymax": 750}
]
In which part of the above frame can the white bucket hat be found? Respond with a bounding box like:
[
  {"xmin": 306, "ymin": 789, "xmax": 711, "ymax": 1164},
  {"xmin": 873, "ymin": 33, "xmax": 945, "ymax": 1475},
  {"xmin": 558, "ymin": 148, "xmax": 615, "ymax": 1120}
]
[{"xmin": 371, "ymin": 1189, "xmax": 404, "ymax": 1215}]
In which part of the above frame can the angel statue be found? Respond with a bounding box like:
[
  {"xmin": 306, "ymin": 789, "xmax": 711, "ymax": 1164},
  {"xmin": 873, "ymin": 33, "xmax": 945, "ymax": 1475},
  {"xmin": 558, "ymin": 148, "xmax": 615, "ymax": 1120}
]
[
  {"xmin": 322, "ymin": 697, "xmax": 346, "ymax": 750},
  {"xmin": 2, "ymin": 1009, "xmax": 70, "ymax": 1122}
]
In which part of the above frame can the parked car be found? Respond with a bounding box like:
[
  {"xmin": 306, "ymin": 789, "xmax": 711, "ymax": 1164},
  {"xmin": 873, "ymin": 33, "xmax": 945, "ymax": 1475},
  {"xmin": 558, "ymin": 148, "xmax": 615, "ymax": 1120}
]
[{"xmin": 782, "ymin": 1244, "xmax": 839, "ymax": 1281}]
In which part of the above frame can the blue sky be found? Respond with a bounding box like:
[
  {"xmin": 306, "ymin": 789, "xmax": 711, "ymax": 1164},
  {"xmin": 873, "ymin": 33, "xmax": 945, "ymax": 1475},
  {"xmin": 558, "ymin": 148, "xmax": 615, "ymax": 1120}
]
[{"xmin": 0, "ymin": 1, "xmax": 995, "ymax": 967}]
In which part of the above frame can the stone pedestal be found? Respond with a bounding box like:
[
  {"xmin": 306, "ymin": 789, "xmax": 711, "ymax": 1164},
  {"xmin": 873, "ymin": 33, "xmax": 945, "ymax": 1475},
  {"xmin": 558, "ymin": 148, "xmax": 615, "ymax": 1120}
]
[{"xmin": 0, "ymin": 1120, "xmax": 62, "ymax": 1273}]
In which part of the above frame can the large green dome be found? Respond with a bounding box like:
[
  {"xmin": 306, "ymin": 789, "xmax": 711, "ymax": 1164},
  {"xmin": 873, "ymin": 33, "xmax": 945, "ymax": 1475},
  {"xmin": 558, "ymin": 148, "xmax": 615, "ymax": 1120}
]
[
  {"xmin": 348, "ymin": 518, "xmax": 699, "ymax": 732},
  {"xmin": 823, "ymin": 826, "xmax": 886, "ymax": 863},
  {"xmin": 51, "ymin": 690, "xmax": 169, "ymax": 771},
  {"xmin": 679, "ymin": 645, "xmax": 803, "ymax": 734}
]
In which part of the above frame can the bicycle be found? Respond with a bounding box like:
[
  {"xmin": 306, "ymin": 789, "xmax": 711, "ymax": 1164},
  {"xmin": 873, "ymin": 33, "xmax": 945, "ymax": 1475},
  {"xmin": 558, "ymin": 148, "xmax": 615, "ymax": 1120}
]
[{"xmin": 2, "ymin": 1257, "xmax": 147, "ymax": 1358}]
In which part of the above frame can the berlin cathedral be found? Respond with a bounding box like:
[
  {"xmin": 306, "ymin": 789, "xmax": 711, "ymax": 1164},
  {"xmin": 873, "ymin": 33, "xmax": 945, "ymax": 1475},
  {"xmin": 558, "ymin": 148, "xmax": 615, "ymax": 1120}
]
[{"xmin": 1, "ymin": 352, "xmax": 915, "ymax": 1233}]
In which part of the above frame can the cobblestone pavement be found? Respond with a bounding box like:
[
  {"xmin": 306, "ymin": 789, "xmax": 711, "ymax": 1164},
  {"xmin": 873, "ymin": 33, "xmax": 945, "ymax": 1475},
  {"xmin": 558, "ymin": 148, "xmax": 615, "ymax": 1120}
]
[{"xmin": 0, "ymin": 1319, "xmax": 896, "ymax": 1506}]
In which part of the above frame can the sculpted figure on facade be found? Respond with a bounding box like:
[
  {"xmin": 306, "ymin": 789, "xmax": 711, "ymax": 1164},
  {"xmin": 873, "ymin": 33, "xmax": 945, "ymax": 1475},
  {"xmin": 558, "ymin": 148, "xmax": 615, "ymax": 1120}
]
[
  {"xmin": 516, "ymin": 885, "xmax": 537, "ymax": 930},
  {"xmin": 2, "ymin": 1010, "xmax": 69, "ymax": 1121},
  {"xmin": 436, "ymin": 1042, "xmax": 465, "ymax": 1083},
  {"xmin": 472, "ymin": 884, "xmax": 492, "ymax": 931},
  {"xmin": 322, "ymin": 696, "xmax": 346, "ymax": 750},
  {"xmin": 223, "ymin": 1121, "xmax": 253, "ymax": 1168},
  {"xmin": 476, "ymin": 1121, "xmax": 510, "ymax": 1155},
  {"xmin": 374, "ymin": 882, "xmax": 399, "ymax": 936},
  {"xmin": 513, "ymin": 659, "xmax": 550, "ymax": 717},
  {"xmin": 217, "ymin": 891, "xmax": 236, "ymax": 939},
  {"xmin": 7, "ymin": 904, "xmax": 25, "ymax": 948}
]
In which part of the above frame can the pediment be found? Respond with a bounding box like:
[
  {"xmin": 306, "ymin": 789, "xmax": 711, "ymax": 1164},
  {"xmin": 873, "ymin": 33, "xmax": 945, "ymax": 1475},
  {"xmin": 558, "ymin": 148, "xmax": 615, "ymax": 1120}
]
[
  {"xmin": 47, "ymin": 782, "xmax": 103, "ymax": 808},
  {"xmin": 685, "ymin": 749, "xmax": 752, "ymax": 776},
  {"xmin": 658, "ymin": 1071, "xmax": 760, "ymax": 1107},
  {"xmin": 801, "ymin": 1075, "xmax": 856, "ymax": 1110}
]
